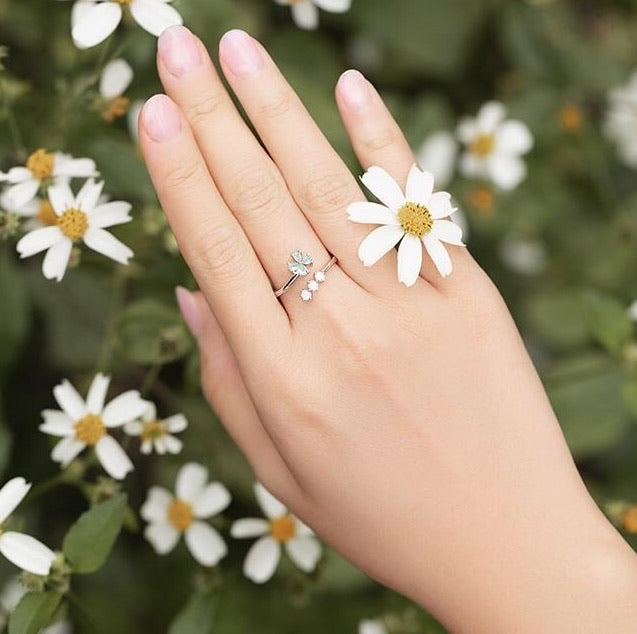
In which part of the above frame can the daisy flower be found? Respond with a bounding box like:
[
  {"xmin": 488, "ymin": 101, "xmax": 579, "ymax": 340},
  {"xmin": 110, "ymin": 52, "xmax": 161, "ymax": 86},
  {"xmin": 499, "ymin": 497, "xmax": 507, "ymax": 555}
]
[
  {"xmin": 347, "ymin": 165, "xmax": 464, "ymax": 285},
  {"xmin": 141, "ymin": 463, "xmax": 230, "ymax": 566},
  {"xmin": 230, "ymin": 482, "xmax": 322, "ymax": 584},
  {"xmin": 0, "ymin": 478, "xmax": 56, "ymax": 576},
  {"xmin": 39, "ymin": 373, "xmax": 149, "ymax": 480},
  {"xmin": 124, "ymin": 402, "xmax": 187, "ymax": 455},
  {"xmin": 415, "ymin": 130, "xmax": 458, "ymax": 189},
  {"xmin": 0, "ymin": 150, "xmax": 97, "ymax": 208},
  {"xmin": 71, "ymin": 0, "xmax": 183, "ymax": 49},
  {"xmin": 99, "ymin": 58, "xmax": 133, "ymax": 122},
  {"xmin": 457, "ymin": 101, "xmax": 533, "ymax": 190},
  {"xmin": 16, "ymin": 178, "xmax": 134, "ymax": 281},
  {"xmin": 604, "ymin": 71, "xmax": 637, "ymax": 168},
  {"xmin": 274, "ymin": 0, "xmax": 351, "ymax": 30},
  {"xmin": 358, "ymin": 620, "xmax": 388, "ymax": 634}
]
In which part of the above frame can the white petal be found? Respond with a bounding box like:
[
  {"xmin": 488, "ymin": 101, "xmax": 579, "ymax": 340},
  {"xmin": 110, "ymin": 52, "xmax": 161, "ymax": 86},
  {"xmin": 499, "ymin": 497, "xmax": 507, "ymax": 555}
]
[
  {"xmin": 243, "ymin": 536, "xmax": 281, "ymax": 584},
  {"xmin": 153, "ymin": 437, "xmax": 167, "ymax": 454},
  {"xmin": 127, "ymin": 100, "xmax": 143, "ymax": 142},
  {"xmin": 347, "ymin": 202, "xmax": 399, "ymax": 226},
  {"xmin": 416, "ymin": 131, "xmax": 458, "ymax": 189},
  {"xmin": 313, "ymin": 0, "xmax": 351, "ymax": 11},
  {"xmin": 85, "ymin": 373, "xmax": 110, "ymax": 414},
  {"xmin": 0, "ymin": 167, "xmax": 32, "ymax": 184},
  {"xmin": 163, "ymin": 413, "xmax": 187, "ymax": 433},
  {"xmin": 89, "ymin": 201, "xmax": 132, "ymax": 228},
  {"xmin": 4, "ymin": 179, "xmax": 40, "ymax": 208},
  {"xmin": 254, "ymin": 482, "xmax": 286, "ymax": 520},
  {"xmin": 423, "ymin": 235, "xmax": 452, "ymax": 278},
  {"xmin": 357, "ymin": 225, "xmax": 404, "ymax": 267},
  {"xmin": 51, "ymin": 437, "xmax": 86, "ymax": 467},
  {"xmin": 71, "ymin": 0, "xmax": 97, "ymax": 30},
  {"xmin": 427, "ymin": 191, "xmax": 454, "ymax": 219},
  {"xmin": 486, "ymin": 154, "xmax": 527, "ymax": 191},
  {"xmin": 75, "ymin": 179, "xmax": 103, "ymax": 213},
  {"xmin": 95, "ymin": 435, "xmax": 133, "ymax": 480},
  {"xmin": 290, "ymin": 1, "xmax": 319, "ymax": 29},
  {"xmin": 39, "ymin": 415, "xmax": 74, "ymax": 437},
  {"xmin": 42, "ymin": 238, "xmax": 72, "ymax": 282},
  {"xmin": 476, "ymin": 101, "xmax": 506, "ymax": 132},
  {"xmin": 54, "ymin": 157, "xmax": 97, "ymax": 179},
  {"xmin": 162, "ymin": 435, "xmax": 183, "ymax": 454},
  {"xmin": 47, "ymin": 182, "xmax": 75, "ymax": 214},
  {"xmin": 0, "ymin": 533, "xmax": 55, "ymax": 575},
  {"xmin": 0, "ymin": 478, "xmax": 30, "ymax": 524},
  {"xmin": 192, "ymin": 482, "xmax": 231, "ymax": 519},
  {"xmin": 294, "ymin": 518, "xmax": 314, "ymax": 537},
  {"xmin": 101, "ymin": 391, "xmax": 148, "ymax": 427},
  {"xmin": 459, "ymin": 152, "xmax": 484, "ymax": 179},
  {"xmin": 184, "ymin": 522, "xmax": 227, "ymax": 567},
  {"xmin": 405, "ymin": 165, "xmax": 434, "ymax": 207},
  {"xmin": 360, "ymin": 166, "xmax": 405, "ymax": 211},
  {"xmin": 456, "ymin": 117, "xmax": 477, "ymax": 144},
  {"xmin": 142, "ymin": 402, "xmax": 157, "ymax": 422},
  {"xmin": 144, "ymin": 522, "xmax": 180, "ymax": 555},
  {"xmin": 83, "ymin": 227, "xmax": 133, "ymax": 264},
  {"xmin": 140, "ymin": 486, "xmax": 172, "ymax": 523},
  {"xmin": 41, "ymin": 409, "xmax": 74, "ymax": 428},
  {"xmin": 359, "ymin": 619, "xmax": 388, "ymax": 634},
  {"xmin": 285, "ymin": 536, "xmax": 322, "ymax": 572},
  {"xmin": 129, "ymin": 0, "xmax": 183, "ymax": 36},
  {"xmin": 430, "ymin": 219, "xmax": 464, "ymax": 246},
  {"xmin": 16, "ymin": 226, "xmax": 63, "ymax": 258},
  {"xmin": 176, "ymin": 463, "xmax": 208, "ymax": 504},
  {"xmin": 100, "ymin": 58, "xmax": 134, "ymax": 99},
  {"xmin": 397, "ymin": 234, "xmax": 422, "ymax": 287},
  {"xmin": 141, "ymin": 440, "xmax": 152, "ymax": 454},
  {"xmin": 495, "ymin": 120, "xmax": 533, "ymax": 155},
  {"xmin": 72, "ymin": 2, "xmax": 122, "ymax": 49},
  {"xmin": 230, "ymin": 518, "xmax": 269, "ymax": 539},
  {"xmin": 53, "ymin": 379, "xmax": 86, "ymax": 420},
  {"xmin": 123, "ymin": 421, "xmax": 143, "ymax": 436}
]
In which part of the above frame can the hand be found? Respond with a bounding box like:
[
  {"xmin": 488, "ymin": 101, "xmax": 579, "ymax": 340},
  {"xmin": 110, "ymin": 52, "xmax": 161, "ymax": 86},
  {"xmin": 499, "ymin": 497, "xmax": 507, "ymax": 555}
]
[{"xmin": 139, "ymin": 26, "xmax": 637, "ymax": 633}]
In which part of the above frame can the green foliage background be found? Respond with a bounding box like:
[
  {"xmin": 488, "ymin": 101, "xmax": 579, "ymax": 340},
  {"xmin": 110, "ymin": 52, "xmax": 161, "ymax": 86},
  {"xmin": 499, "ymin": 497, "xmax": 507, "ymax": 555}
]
[{"xmin": 1, "ymin": 0, "xmax": 637, "ymax": 631}]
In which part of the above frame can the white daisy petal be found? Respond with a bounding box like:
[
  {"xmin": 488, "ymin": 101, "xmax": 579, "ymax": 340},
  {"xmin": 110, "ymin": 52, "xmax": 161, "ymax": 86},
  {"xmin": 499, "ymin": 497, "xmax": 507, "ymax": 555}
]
[
  {"xmin": 230, "ymin": 518, "xmax": 269, "ymax": 539},
  {"xmin": 163, "ymin": 414, "xmax": 187, "ymax": 433},
  {"xmin": 254, "ymin": 482, "xmax": 287, "ymax": 520},
  {"xmin": 423, "ymin": 235, "xmax": 452, "ymax": 278},
  {"xmin": 142, "ymin": 402, "xmax": 157, "ymax": 422},
  {"xmin": 0, "ymin": 167, "xmax": 32, "ymax": 184},
  {"xmin": 176, "ymin": 463, "xmax": 208, "ymax": 504},
  {"xmin": 486, "ymin": 154, "xmax": 527, "ymax": 191},
  {"xmin": 16, "ymin": 226, "xmax": 63, "ymax": 258},
  {"xmin": 141, "ymin": 440, "xmax": 152, "ymax": 454},
  {"xmin": 495, "ymin": 120, "xmax": 533, "ymax": 155},
  {"xmin": 430, "ymin": 219, "xmax": 464, "ymax": 246},
  {"xmin": 456, "ymin": 118, "xmax": 477, "ymax": 144},
  {"xmin": 101, "ymin": 391, "xmax": 148, "ymax": 427},
  {"xmin": 99, "ymin": 58, "xmax": 134, "ymax": 99},
  {"xmin": 0, "ymin": 479, "xmax": 31, "ymax": 524},
  {"xmin": 361, "ymin": 166, "xmax": 405, "ymax": 211},
  {"xmin": 427, "ymin": 191, "xmax": 454, "ymax": 219},
  {"xmin": 458, "ymin": 152, "xmax": 484, "ymax": 179},
  {"xmin": 405, "ymin": 165, "xmax": 434, "ymax": 207},
  {"xmin": 416, "ymin": 131, "xmax": 458, "ymax": 189},
  {"xmin": 4, "ymin": 179, "xmax": 40, "ymax": 208},
  {"xmin": 294, "ymin": 519, "xmax": 314, "ymax": 537},
  {"xmin": 54, "ymin": 157, "xmax": 97, "ymax": 179},
  {"xmin": 357, "ymin": 225, "xmax": 404, "ymax": 267},
  {"xmin": 51, "ymin": 437, "xmax": 86, "ymax": 467},
  {"xmin": 397, "ymin": 233, "xmax": 422, "ymax": 287},
  {"xmin": 72, "ymin": 2, "xmax": 122, "ymax": 49},
  {"xmin": 153, "ymin": 438, "xmax": 167, "ymax": 455},
  {"xmin": 85, "ymin": 373, "xmax": 110, "ymax": 414},
  {"xmin": 243, "ymin": 536, "xmax": 281, "ymax": 583},
  {"xmin": 41, "ymin": 409, "xmax": 73, "ymax": 432},
  {"xmin": 162, "ymin": 435, "xmax": 183, "ymax": 454},
  {"xmin": 144, "ymin": 522, "xmax": 180, "ymax": 555},
  {"xmin": 313, "ymin": 0, "xmax": 351, "ymax": 11},
  {"xmin": 129, "ymin": 0, "xmax": 183, "ymax": 36},
  {"xmin": 0, "ymin": 533, "xmax": 55, "ymax": 576},
  {"xmin": 89, "ymin": 201, "xmax": 132, "ymax": 228},
  {"xmin": 285, "ymin": 536, "xmax": 322, "ymax": 572},
  {"xmin": 53, "ymin": 379, "xmax": 86, "ymax": 420},
  {"xmin": 192, "ymin": 483, "xmax": 231, "ymax": 519},
  {"xmin": 140, "ymin": 486, "xmax": 172, "ymax": 523},
  {"xmin": 123, "ymin": 421, "xmax": 143, "ymax": 436},
  {"xmin": 347, "ymin": 202, "xmax": 399, "ymax": 226},
  {"xmin": 359, "ymin": 619, "xmax": 388, "ymax": 634},
  {"xmin": 41, "ymin": 237, "xmax": 73, "ymax": 282},
  {"xmin": 290, "ymin": 1, "xmax": 319, "ymax": 29},
  {"xmin": 184, "ymin": 522, "xmax": 227, "ymax": 567},
  {"xmin": 75, "ymin": 179, "xmax": 103, "ymax": 213},
  {"xmin": 47, "ymin": 182, "xmax": 75, "ymax": 215},
  {"xmin": 39, "ymin": 418, "xmax": 74, "ymax": 437},
  {"xmin": 82, "ymin": 227, "xmax": 134, "ymax": 264},
  {"xmin": 477, "ymin": 101, "xmax": 506, "ymax": 132},
  {"xmin": 95, "ymin": 435, "xmax": 133, "ymax": 480}
]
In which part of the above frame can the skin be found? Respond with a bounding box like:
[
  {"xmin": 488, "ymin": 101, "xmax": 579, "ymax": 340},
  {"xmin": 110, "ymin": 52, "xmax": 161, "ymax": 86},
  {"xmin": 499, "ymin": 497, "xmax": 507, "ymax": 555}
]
[{"xmin": 139, "ymin": 25, "xmax": 637, "ymax": 633}]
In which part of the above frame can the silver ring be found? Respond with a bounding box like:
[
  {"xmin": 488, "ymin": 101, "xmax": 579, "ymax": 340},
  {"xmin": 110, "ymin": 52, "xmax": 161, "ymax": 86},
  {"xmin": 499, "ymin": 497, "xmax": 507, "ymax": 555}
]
[
  {"xmin": 274, "ymin": 250, "xmax": 314, "ymax": 297},
  {"xmin": 300, "ymin": 255, "xmax": 337, "ymax": 302}
]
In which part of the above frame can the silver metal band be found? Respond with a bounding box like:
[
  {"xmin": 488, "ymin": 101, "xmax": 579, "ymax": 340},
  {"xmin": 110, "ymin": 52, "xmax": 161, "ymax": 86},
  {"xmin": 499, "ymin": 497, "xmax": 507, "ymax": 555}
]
[{"xmin": 274, "ymin": 272, "xmax": 302, "ymax": 297}]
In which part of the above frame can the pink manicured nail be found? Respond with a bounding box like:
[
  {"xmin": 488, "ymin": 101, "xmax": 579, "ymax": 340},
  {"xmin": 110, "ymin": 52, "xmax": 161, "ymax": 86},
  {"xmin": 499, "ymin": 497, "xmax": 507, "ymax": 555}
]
[
  {"xmin": 219, "ymin": 29, "xmax": 264, "ymax": 77},
  {"xmin": 338, "ymin": 69, "xmax": 373, "ymax": 112},
  {"xmin": 141, "ymin": 95, "xmax": 181, "ymax": 142},
  {"xmin": 175, "ymin": 286, "xmax": 201, "ymax": 337},
  {"xmin": 158, "ymin": 25, "xmax": 203, "ymax": 77}
]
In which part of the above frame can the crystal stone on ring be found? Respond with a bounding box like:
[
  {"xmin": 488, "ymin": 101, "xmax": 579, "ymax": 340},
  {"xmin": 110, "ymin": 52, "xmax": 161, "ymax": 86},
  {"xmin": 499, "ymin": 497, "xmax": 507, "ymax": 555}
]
[
  {"xmin": 314, "ymin": 271, "xmax": 326, "ymax": 283},
  {"xmin": 288, "ymin": 250, "xmax": 313, "ymax": 276},
  {"xmin": 301, "ymin": 289, "xmax": 313, "ymax": 302},
  {"xmin": 307, "ymin": 280, "xmax": 319, "ymax": 292}
]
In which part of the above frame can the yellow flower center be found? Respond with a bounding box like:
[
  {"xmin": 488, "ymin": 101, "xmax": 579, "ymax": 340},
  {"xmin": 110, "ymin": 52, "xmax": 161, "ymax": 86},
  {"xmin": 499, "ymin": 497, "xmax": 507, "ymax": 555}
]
[
  {"xmin": 559, "ymin": 105, "xmax": 584, "ymax": 133},
  {"xmin": 38, "ymin": 200, "xmax": 58, "ymax": 226},
  {"xmin": 168, "ymin": 499, "xmax": 194, "ymax": 532},
  {"xmin": 397, "ymin": 202, "xmax": 433, "ymax": 238},
  {"xmin": 269, "ymin": 515, "xmax": 296, "ymax": 543},
  {"xmin": 26, "ymin": 148, "xmax": 55, "ymax": 180},
  {"xmin": 57, "ymin": 208, "xmax": 88, "ymax": 241},
  {"xmin": 140, "ymin": 420, "xmax": 166, "ymax": 442},
  {"xmin": 102, "ymin": 96, "xmax": 130, "ymax": 123},
  {"xmin": 469, "ymin": 133, "xmax": 495, "ymax": 158},
  {"xmin": 74, "ymin": 413, "xmax": 106, "ymax": 446}
]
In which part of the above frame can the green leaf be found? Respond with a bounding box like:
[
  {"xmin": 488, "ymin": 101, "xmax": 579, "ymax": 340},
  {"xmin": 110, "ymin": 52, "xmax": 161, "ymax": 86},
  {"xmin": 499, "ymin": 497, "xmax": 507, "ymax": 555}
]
[
  {"xmin": 580, "ymin": 290, "xmax": 633, "ymax": 356},
  {"xmin": 8, "ymin": 592, "xmax": 62, "ymax": 634},
  {"xmin": 168, "ymin": 592, "xmax": 216, "ymax": 634},
  {"xmin": 62, "ymin": 494, "xmax": 127, "ymax": 574}
]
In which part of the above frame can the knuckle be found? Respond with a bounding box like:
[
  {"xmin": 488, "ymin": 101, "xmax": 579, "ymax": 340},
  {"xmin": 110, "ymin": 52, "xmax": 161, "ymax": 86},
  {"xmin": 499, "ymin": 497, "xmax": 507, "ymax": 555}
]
[
  {"xmin": 363, "ymin": 126, "xmax": 397, "ymax": 153},
  {"xmin": 163, "ymin": 158, "xmax": 204, "ymax": 191},
  {"xmin": 228, "ymin": 166, "xmax": 286, "ymax": 220},
  {"xmin": 191, "ymin": 223, "xmax": 247, "ymax": 287},
  {"xmin": 183, "ymin": 90, "xmax": 227, "ymax": 125},
  {"xmin": 298, "ymin": 170, "xmax": 357, "ymax": 215},
  {"xmin": 259, "ymin": 91, "xmax": 292, "ymax": 119}
]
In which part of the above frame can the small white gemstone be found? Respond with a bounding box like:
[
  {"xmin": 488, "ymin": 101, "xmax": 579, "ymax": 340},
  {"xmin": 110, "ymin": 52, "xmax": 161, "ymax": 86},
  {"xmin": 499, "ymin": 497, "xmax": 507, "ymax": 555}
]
[
  {"xmin": 301, "ymin": 289, "xmax": 313, "ymax": 302},
  {"xmin": 307, "ymin": 280, "xmax": 319, "ymax": 292},
  {"xmin": 314, "ymin": 271, "xmax": 326, "ymax": 283}
]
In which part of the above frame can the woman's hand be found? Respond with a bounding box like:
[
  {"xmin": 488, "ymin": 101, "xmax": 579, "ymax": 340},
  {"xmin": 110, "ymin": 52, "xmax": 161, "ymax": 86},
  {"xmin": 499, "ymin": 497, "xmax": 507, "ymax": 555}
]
[{"xmin": 139, "ymin": 26, "xmax": 637, "ymax": 633}]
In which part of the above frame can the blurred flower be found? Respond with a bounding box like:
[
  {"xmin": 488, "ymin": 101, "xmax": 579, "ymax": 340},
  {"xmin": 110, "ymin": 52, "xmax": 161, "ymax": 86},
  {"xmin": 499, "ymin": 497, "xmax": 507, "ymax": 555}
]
[
  {"xmin": 559, "ymin": 103, "xmax": 585, "ymax": 134},
  {"xmin": 0, "ymin": 210, "xmax": 20, "ymax": 240},
  {"xmin": 124, "ymin": 402, "xmax": 187, "ymax": 455},
  {"xmin": 416, "ymin": 131, "xmax": 458, "ymax": 189},
  {"xmin": 230, "ymin": 482, "xmax": 321, "ymax": 584},
  {"xmin": 348, "ymin": 165, "xmax": 463, "ymax": 285},
  {"xmin": 0, "ymin": 149, "xmax": 97, "ymax": 208},
  {"xmin": 141, "ymin": 463, "xmax": 230, "ymax": 566},
  {"xmin": 621, "ymin": 505, "xmax": 637, "ymax": 533},
  {"xmin": 0, "ymin": 478, "xmax": 56, "ymax": 575},
  {"xmin": 39, "ymin": 373, "xmax": 149, "ymax": 480},
  {"xmin": 358, "ymin": 619, "xmax": 388, "ymax": 634},
  {"xmin": 466, "ymin": 184, "xmax": 496, "ymax": 216},
  {"xmin": 499, "ymin": 235, "xmax": 547, "ymax": 275},
  {"xmin": 604, "ymin": 71, "xmax": 637, "ymax": 168},
  {"xmin": 626, "ymin": 300, "xmax": 637, "ymax": 321},
  {"xmin": 275, "ymin": 0, "xmax": 351, "ymax": 30},
  {"xmin": 127, "ymin": 100, "xmax": 144, "ymax": 143},
  {"xmin": 457, "ymin": 101, "xmax": 533, "ymax": 190},
  {"xmin": 70, "ymin": 0, "xmax": 183, "ymax": 49},
  {"xmin": 16, "ymin": 179, "xmax": 133, "ymax": 281},
  {"xmin": 99, "ymin": 58, "xmax": 133, "ymax": 122}
]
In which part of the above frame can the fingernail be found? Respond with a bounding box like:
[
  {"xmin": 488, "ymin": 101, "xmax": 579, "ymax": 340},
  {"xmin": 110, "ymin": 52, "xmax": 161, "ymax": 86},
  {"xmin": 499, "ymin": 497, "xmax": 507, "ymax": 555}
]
[
  {"xmin": 338, "ymin": 69, "xmax": 373, "ymax": 112},
  {"xmin": 219, "ymin": 29, "xmax": 264, "ymax": 78},
  {"xmin": 175, "ymin": 286, "xmax": 202, "ymax": 337},
  {"xmin": 158, "ymin": 25, "xmax": 202, "ymax": 77},
  {"xmin": 141, "ymin": 94, "xmax": 181, "ymax": 142}
]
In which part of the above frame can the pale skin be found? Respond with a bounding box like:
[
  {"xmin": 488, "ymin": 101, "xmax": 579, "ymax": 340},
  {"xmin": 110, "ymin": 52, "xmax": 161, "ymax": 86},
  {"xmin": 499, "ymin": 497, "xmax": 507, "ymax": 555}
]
[{"xmin": 138, "ymin": 25, "xmax": 637, "ymax": 633}]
